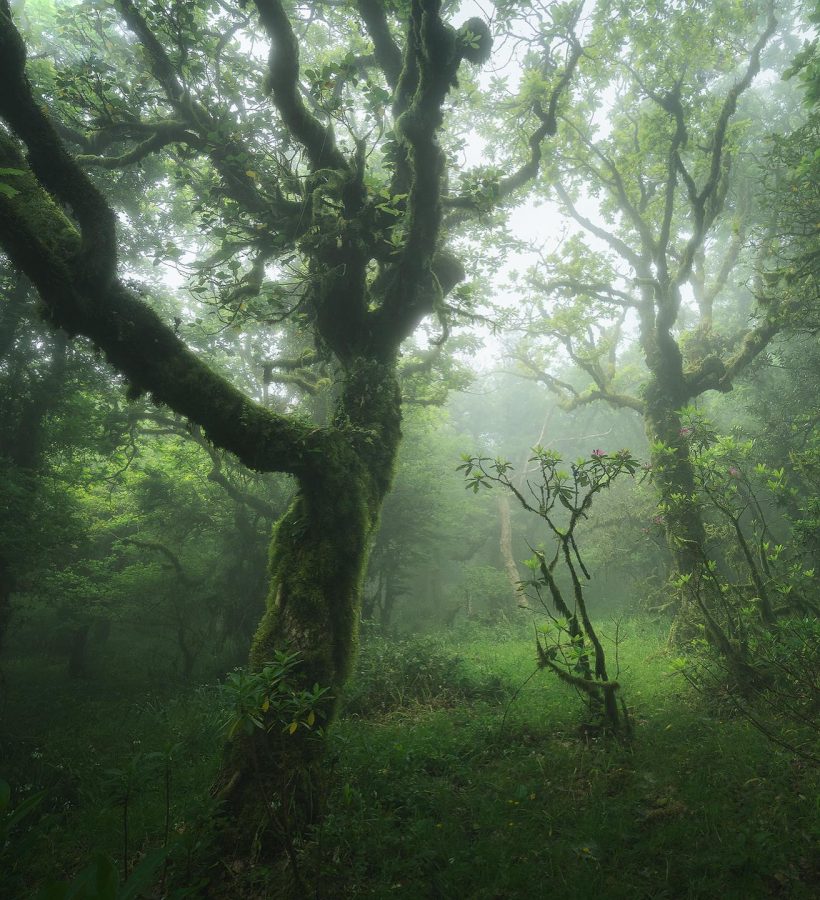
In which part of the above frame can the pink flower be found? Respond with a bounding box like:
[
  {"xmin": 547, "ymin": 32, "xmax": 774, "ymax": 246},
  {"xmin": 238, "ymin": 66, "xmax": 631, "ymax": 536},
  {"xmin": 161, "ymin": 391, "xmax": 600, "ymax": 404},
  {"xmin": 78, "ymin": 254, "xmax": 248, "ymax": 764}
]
[
  {"xmin": 591, "ymin": 449, "xmax": 606, "ymax": 458},
  {"xmin": 679, "ymin": 427, "xmax": 692, "ymax": 437},
  {"xmin": 652, "ymin": 514, "xmax": 666, "ymax": 526},
  {"xmin": 728, "ymin": 467, "xmax": 740, "ymax": 478}
]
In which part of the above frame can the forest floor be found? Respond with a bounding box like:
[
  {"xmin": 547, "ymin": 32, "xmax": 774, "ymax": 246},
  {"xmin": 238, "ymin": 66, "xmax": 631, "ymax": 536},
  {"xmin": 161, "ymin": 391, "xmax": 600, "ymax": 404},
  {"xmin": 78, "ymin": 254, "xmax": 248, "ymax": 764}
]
[{"xmin": 1, "ymin": 618, "xmax": 817, "ymax": 899}]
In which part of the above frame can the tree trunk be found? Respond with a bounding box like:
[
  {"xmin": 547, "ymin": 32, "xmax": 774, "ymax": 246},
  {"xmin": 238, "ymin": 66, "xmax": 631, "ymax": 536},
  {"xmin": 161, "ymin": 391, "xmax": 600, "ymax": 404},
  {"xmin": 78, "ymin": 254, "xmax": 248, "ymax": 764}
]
[
  {"xmin": 379, "ymin": 568, "xmax": 401, "ymax": 632},
  {"xmin": 497, "ymin": 494, "xmax": 525, "ymax": 611},
  {"xmin": 0, "ymin": 555, "xmax": 13, "ymax": 665},
  {"xmin": 214, "ymin": 358, "xmax": 402, "ymax": 858},
  {"xmin": 640, "ymin": 302, "xmax": 707, "ymax": 584},
  {"xmin": 641, "ymin": 323, "xmax": 712, "ymax": 639},
  {"xmin": 644, "ymin": 378, "xmax": 706, "ymax": 580}
]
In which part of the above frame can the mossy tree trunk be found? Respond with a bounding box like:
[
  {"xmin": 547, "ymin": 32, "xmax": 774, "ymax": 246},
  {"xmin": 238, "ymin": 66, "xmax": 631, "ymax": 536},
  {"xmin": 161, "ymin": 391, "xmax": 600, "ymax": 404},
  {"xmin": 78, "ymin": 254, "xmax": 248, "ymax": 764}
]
[
  {"xmin": 217, "ymin": 358, "xmax": 402, "ymax": 854},
  {"xmin": 642, "ymin": 322, "xmax": 707, "ymax": 580}
]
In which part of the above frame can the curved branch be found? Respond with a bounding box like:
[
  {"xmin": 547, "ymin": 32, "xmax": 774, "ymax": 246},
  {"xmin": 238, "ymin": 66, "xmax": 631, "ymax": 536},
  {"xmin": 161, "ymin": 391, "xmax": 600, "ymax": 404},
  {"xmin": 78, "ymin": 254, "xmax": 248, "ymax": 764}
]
[
  {"xmin": 564, "ymin": 118, "xmax": 657, "ymax": 257},
  {"xmin": 120, "ymin": 538, "xmax": 195, "ymax": 585},
  {"xmin": 654, "ymin": 81, "xmax": 686, "ymax": 269},
  {"xmin": 553, "ymin": 181, "xmax": 644, "ymax": 271},
  {"xmin": 0, "ymin": 132, "xmax": 332, "ymax": 478},
  {"xmin": 370, "ymin": 3, "xmax": 474, "ymax": 346},
  {"xmin": 76, "ymin": 121, "xmax": 202, "ymax": 169},
  {"xmin": 676, "ymin": 5, "xmax": 777, "ymax": 285},
  {"xmin": 445, "ymin": 32, "xmax": 582, "ymax": 221},
  {"xmin": 253, "ymin": 0, "xmax": 348, "ymax": 173},
  {"xmin": 538, "ymin": 277, "xmax": 638, "ymax": 309},
  {"xmin": 357, "ymin": 0, "xmax": 403, "ymax": 89},
  {"xmin": 565, "ymin": 389, "xmax": 644, "ymax": 413},
  {"xmin": 0, "ymin": 1, "xmax": 117, "ymax": 288},
  {"xmin": 719, "ymin": 316, "xmax": 781, "ymax": 388},
  {"xmin": 114, "ymin": 0, "xmax": 287, "ymax": 223}
]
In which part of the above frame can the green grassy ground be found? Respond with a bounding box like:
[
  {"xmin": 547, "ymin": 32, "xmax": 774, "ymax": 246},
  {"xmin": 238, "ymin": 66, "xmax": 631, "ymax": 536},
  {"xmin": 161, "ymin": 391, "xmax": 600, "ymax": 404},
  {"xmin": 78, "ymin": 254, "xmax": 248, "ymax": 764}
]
[{"xmin": 1, "ymin": 619, "xmax": 817, "ymax": 898}]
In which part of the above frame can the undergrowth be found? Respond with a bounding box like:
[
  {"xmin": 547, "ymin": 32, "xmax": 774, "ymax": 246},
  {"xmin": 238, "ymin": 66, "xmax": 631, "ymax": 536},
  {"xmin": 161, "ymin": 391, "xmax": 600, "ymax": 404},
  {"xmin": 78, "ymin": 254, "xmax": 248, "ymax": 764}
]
[{"xmin": 1, "ymin": 618, "xmax": 817, "ymax": 899}]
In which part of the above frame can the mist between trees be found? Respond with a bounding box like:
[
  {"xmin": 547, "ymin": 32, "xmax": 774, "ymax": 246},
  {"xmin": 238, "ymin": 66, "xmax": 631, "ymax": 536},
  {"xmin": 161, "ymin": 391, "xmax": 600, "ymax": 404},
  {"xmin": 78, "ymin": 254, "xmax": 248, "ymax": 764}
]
[{"xmin": 0, "ymin": 1, "xmax": 817, "ymax": 897}]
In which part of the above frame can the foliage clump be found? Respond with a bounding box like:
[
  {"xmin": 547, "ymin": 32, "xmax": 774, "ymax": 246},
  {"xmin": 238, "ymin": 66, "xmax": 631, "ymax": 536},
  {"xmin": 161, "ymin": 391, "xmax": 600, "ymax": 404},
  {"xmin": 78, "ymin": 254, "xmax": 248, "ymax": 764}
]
[{"xmin": 343, "ymin": 633, "xmax": 506, "ymax": 717}]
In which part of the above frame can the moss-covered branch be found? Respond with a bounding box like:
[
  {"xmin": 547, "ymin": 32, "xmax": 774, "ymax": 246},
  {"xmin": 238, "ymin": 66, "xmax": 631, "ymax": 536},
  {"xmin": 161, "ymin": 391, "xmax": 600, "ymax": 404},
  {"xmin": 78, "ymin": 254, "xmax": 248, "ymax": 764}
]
[
  {"xmin": 0, "ymin": 134, "xmax": 332, "ymax": 478},
  {"xmin": 720, "ymin": 315, "xmax": 782, "ymax": 388},
  {"xmin": 357, "ymin": 0, "xmax": 403, "ymax": 89},
  {"xmin": 76, "ymin": 121, "xmax": 202, "ymax": 169},
  {"xmin": 0, "ymin": 0, "xmax": 116, "ymax": 288},
  {"xmin": 253, "ymin": 0, "xmax": 348, "ymax": 173},
  {"xmin": 564, "ymin": 388, "xmax": 645, "ymax": 414},
  {"xmin": 369, "ymin": 2, "xmax": 486, "ymax": 347}
]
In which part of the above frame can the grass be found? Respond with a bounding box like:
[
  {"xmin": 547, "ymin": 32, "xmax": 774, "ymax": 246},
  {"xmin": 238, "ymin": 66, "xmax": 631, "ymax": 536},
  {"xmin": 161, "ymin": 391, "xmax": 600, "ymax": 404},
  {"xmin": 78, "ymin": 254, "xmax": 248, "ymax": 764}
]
[
  {"xmin": 1, "ymin": 617, "xmax": 817, "ymax": 898},
  {"xmin": 309, "ymin": 621, "xmax": 818, "ymax": 899}
]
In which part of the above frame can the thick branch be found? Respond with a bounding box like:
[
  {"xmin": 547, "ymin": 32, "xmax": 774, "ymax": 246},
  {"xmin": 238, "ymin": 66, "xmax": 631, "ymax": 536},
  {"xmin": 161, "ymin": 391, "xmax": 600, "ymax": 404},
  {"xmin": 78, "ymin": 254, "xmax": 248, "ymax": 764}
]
[
  {"xmin": 0, "ymin": 134, "xmax": 332, "ymax": 478},
  {"xmin": 121, "ymin": 538, "xmax": 195, "ymax": 585},
  {"xmin": 564, "ymin": 388, "xmax": 644, "ymax": 413},
  {"xmin": 371, "ymin": 2, "xmax": 473, "ymax": 346},
  {"xmin": 357, "ymin": 0, "xmax": 403, "ymax": 89},
  {"xmin": 538, "ymin": 277, "xmax": 638, "ymax": 309},
  {"xmin": 115, "ymin": 0, "xmax": 197, "ymax": 115},
  {"xmin": 114, "ymin": 0, "xmax": 287, "ymax": 222},
  {"xmin": 76, "ymin": 121, "xmax": 202, "ymax": 169},
  {"xmin": 654, "ymin": 81, "xmax": 687, "ymax": 269},
  {"xmin": 720, "ymin": 316, "xmax": 781, "ymax": 387},
  {"xmin": 253, "ymin": 0, "xmax": 348, "ymax": 172},
  {"xmin": 0, "ymin": 0, "xmax": 116, "ymax": 288}
]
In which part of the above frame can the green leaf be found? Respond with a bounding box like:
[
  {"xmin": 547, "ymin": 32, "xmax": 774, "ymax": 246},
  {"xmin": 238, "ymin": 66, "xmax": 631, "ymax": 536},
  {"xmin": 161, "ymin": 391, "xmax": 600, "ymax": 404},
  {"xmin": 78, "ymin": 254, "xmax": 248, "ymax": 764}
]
[
  {"xmin": 119, "ymin": 847, "xmax": 171, "ymax": 900},
  {"xmin": 5, "ymin": 789, "xmax": 46, "ymax": 832}
]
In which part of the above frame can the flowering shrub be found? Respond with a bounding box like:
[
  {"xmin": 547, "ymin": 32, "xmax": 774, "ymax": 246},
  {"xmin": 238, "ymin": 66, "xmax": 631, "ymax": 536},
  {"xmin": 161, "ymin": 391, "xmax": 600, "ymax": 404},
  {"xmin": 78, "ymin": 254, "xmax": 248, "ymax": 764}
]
[{"xmin": 459, "ymin": 447, "xmax": 640, "ymax": 733}]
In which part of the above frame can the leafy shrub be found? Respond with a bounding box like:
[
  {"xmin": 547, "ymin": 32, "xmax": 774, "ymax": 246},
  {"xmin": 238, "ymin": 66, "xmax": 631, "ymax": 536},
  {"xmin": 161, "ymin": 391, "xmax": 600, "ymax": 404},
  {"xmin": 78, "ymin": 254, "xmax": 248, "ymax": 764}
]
[
  {"xmin": 676, "ymin": 616, "xmax": 820, "ymax": 761},
  {"xmin": 343, "ymin": 635, "xmax": 506, "ymax": 717}
]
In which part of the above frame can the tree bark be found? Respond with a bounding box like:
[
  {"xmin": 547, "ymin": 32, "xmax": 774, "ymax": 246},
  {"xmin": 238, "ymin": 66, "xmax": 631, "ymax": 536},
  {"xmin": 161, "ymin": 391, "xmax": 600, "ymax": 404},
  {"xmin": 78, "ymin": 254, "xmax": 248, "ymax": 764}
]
[{"xmin": 214, "ymin": 357, "xmax": 402, "ymax": 856}]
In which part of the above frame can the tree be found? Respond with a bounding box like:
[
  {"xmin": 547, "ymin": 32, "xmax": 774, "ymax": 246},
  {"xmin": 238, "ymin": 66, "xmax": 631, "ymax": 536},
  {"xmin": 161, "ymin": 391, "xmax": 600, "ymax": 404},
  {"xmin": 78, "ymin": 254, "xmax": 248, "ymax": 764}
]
[
  {"xmin": 0, "ymin": 0, "xmax": 581, "ymax": 855},
  {"xmin": 512, "ymin": 0, "xmax": 791, "ymax": 590}
]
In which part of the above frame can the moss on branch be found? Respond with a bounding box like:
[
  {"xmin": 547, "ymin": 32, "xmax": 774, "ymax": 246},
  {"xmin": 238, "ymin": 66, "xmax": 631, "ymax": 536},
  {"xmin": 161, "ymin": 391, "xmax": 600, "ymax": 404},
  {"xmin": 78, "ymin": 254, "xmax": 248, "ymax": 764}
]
[
  {"xmin": 254, "ymin": 0, "xmax": 348, "ymax": 173},
  {"xmin": 0, "ymin": 0, "xmax": 117, "ymax": 288},
  {"xmin": 0, "ymin": 138, "xmax": 332, "ymax": 478}
]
